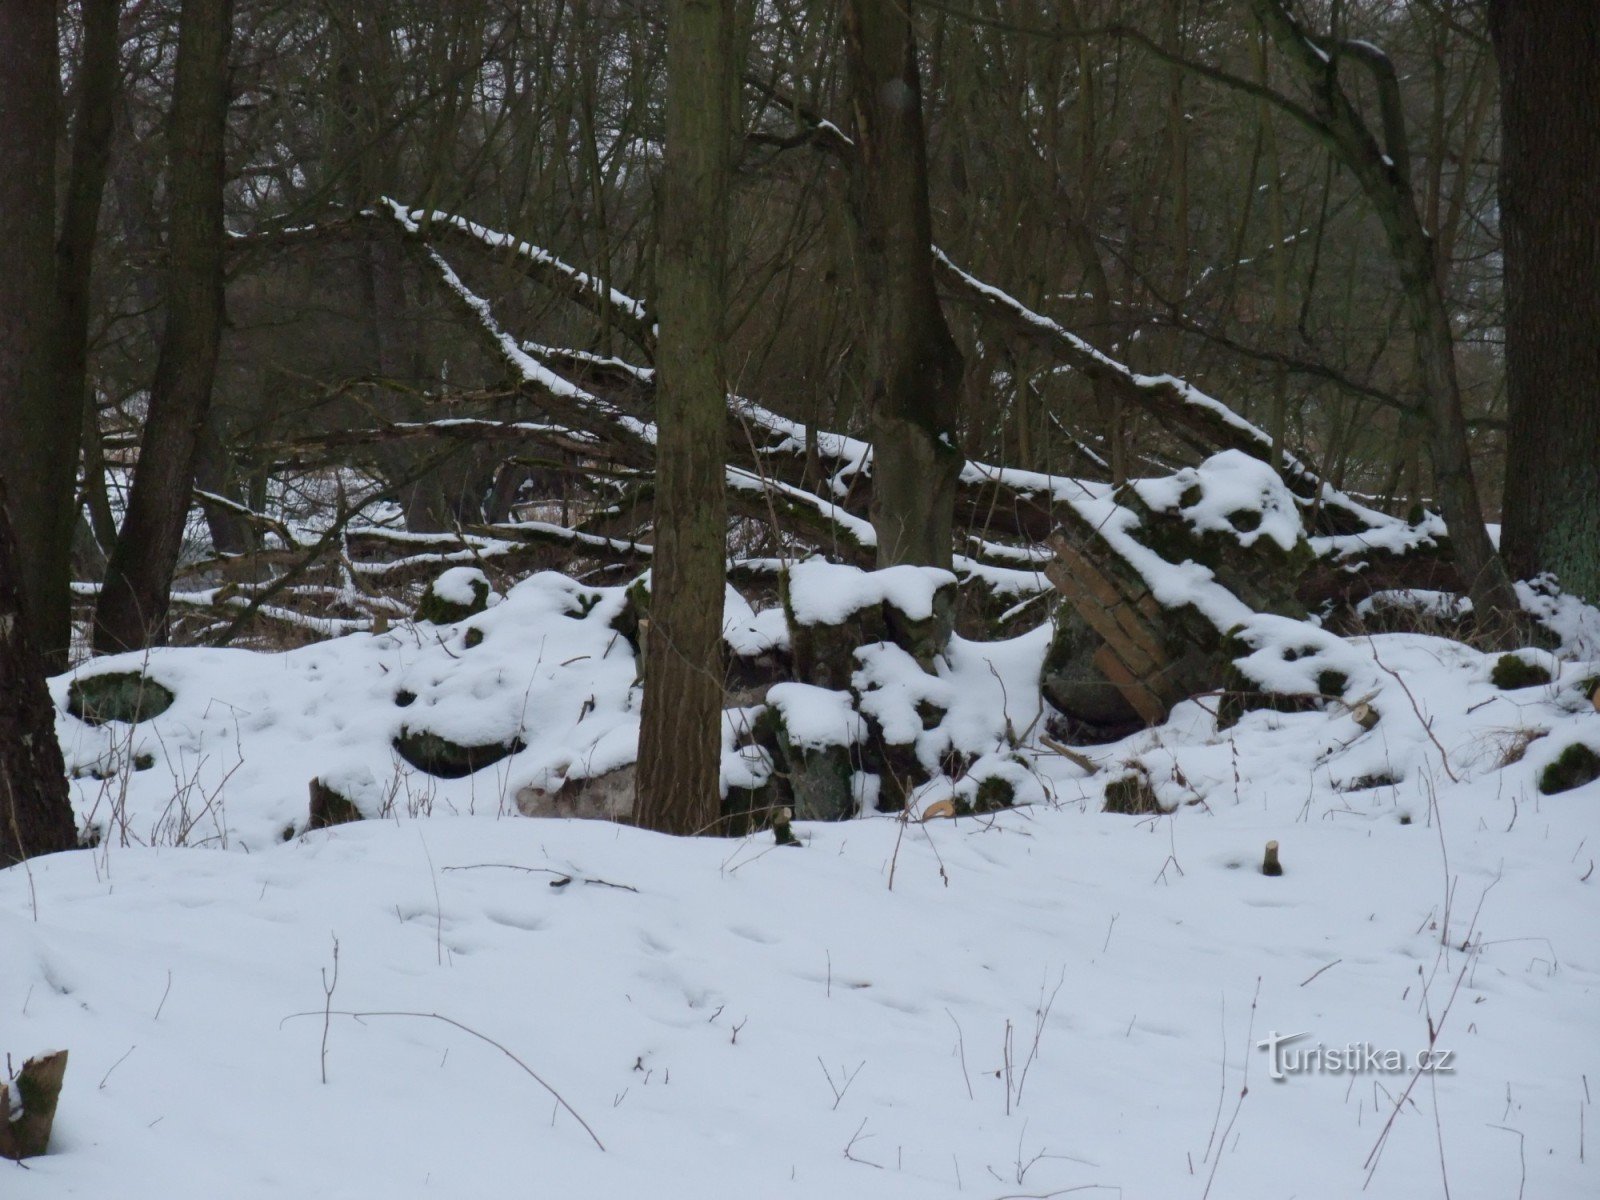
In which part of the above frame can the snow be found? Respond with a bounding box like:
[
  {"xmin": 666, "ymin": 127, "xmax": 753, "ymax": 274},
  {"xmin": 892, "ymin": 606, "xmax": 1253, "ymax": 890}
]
[
  {"xmin": 765, "ymin": 682, "xmax": 866, "ymax": 749},
  {"xmin": 1358, "ymin": 589, "xmax": 1472, "ymax": 622},
  {"xmin": 9, "ymin": 563, "xmax": 1600, "ymax": 1198},
  {"xmin": 786, "ymin": 557, "xmax": 956, "ymax": 626},
  {"xmin": 428, "ymin": 566, "xmax": 489, "ymax": 608},
  {"xmin": 1134, "ymin": 449, "xmax": 1305, "ymax": 553}
]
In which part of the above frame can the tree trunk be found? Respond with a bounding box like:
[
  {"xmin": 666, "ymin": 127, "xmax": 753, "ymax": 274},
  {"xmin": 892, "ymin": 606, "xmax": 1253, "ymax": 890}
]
[
  {"xmin": 0, "ymin": 479, "xmax": 77, "ymax": 867},
  {"xmin": 94, "ymin": 0, "xmax": 233, "ymax": 653},
  {"xmin": 43, "ymin": 0, "xmax": 122, "ymax": 662},
  {"xmin": 632, "ymin": 0, "xmax": 733, "ymax": 837},
  {"xmin": 0, "ymin": 1, "xmax": 66, "ymax": 663},
  {"xmin": 1249, "ymin": 0, "xmax": 1518, "ymax": 621},
  {"xmin": 1490, "ymin": 1, "xmax": 1600, "ymax": 604},
  {"xmin": 843, "ymin": 0, "xmax": 964, "ymax": 570}
]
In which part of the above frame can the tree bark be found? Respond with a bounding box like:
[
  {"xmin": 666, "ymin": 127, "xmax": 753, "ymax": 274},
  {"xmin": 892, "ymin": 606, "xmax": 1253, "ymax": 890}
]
[
  {"xmin": 94, "ymin": 0, "xmax": 233, "ymax": 653},
  {"xmin": 0, "ymin": 1, "xmax": 65, "ymax": 663},
  {"xmin": 0, "ymin": 478, "xmax": 77, "ymax": 868},
  {"xmin": 45, "ymin": 0, "xmax": 122, "ymax": 657},
  {"xmin": 632, "ymin": 0, "xmax": 733, "ymax": 837},
  {"xmin": 843, "ymin": 0, "xmax": 964, "ymax": 569},
  {"xmin": 1490, "ymin": 1, "xmax": 1600, "ymax": 604}
]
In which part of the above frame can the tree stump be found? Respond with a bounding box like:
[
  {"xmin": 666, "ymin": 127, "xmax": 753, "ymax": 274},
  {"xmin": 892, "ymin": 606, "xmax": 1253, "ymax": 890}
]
[{"xmin": 1, "ymin": 1049, "xmax": 68, "ymax": 1160}]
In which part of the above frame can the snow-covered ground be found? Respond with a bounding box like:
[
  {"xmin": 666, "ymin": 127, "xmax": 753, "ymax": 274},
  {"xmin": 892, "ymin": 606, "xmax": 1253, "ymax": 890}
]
[{"xmin": 6, "ymin": 570, "xmax": 1600, "ymax": 1198}]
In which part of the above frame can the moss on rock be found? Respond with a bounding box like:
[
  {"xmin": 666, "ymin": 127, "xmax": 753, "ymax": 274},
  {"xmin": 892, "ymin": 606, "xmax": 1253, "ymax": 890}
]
[
  {"xmin": 67, "ymin": 672, "xmax": 176, "ymax": 726},
  {"xmin": 973, "ymin": 774, "xmax": 1016, "ymax": 813},
  {"xmin": 1538, "ymin": 742, "xmax": 1600, "ymax": 795},
  {"xmin": 415, "ymin": 568, "xmax": 490, "ymax": 624},
  {"xmin": 1491, "ymin": 653, "xmax": 1553, "ymax": 691},
  {"xmin": 393, "ymin": 727, "xmax": 524, "ymax": 778}
]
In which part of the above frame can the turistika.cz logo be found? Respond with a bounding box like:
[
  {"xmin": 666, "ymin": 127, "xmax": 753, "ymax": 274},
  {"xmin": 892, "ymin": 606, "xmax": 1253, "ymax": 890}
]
[{"xmin": 1256, "ymin": 1031, "xmax": 1456, "ymax": 1081}]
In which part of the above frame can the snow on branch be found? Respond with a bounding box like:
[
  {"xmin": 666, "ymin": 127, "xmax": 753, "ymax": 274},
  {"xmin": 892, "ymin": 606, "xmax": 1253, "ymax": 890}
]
[{"xmin": 382, "ymin": 199, "xmax": 657, "ymax": 357}]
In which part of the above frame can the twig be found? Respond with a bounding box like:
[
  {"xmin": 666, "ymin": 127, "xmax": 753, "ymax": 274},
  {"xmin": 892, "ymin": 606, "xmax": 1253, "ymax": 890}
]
[
  {"xmin": 441, "ymin": 863, "xmax": 639, "ymax": 892},
  {"xmin": 98, "ymin": 1046, "xmax": 136, "ymax": 1090},
  {"xmin": 1299, "ymin": 959, "xmax": 1341, "ymax": 987},
  {"xmin": 320, "ymin": 935, "xmax": 339, "ymax": 1084},
  {"xmin": 817, "ymin": 1057, "xmax": 866, "ymax": 1111},
  {"xmin": 843, "ymin": 1117, "xmax": 882, "ymax": 1169},
  {"xmin": 947, "ymin": 1009, "xmax": 975, "ymax": 1100},
  {"xmin": 1369, "ymin": 639, "xmax": 1459, "ymax": 782},
  {"xmin": 280, "ymin": 1008, "xmax": 604, "ymax": 1150},
  {"xmin": 1201, "ymin": 978, "xmax": 1260, "ymax": 1200}
]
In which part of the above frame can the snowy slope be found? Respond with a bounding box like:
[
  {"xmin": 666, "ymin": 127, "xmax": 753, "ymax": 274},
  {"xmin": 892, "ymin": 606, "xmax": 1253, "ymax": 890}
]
[{"xmin": 6, "ymin": 583, "xmax": 1600, "ymax": 1198}]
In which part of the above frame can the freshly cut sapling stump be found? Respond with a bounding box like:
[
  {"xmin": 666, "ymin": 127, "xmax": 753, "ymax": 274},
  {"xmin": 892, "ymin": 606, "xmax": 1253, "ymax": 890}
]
[
  {"xmin": 415, "ymin": 566, "xmax": 491, "ymax": 624},
  {"xmin": 66, "ymin": 670, "xmax": 175, "ymax": 726},
  {"xmin": 0, "ymin": 1049, "xmax": 68, "ymax": 1160},
  {"xmin": 771, "ymin": 805, "xmax": 799, "ymax": 846},
  {"xmin": 1262, "ymin": 840, "xmax": 1284, "ymax": 876}
]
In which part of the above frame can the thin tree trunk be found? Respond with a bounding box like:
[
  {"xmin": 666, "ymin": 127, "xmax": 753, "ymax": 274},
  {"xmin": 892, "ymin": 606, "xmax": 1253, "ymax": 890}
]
[
  {"xmin": 50, "ymin": 0, "xmax": 122, "ymax": 634},
  {"xmin": 0, "ymin": 479, "xmax": 77, "ymax": 867},
  {"xmin": 843, "ymin": 0, "xmax": 964, "ymax": 569},
  {"xmin": 1249, "ymin": 0, "xmax": 1517, "ymax": 620},
  {"xmin": 1490, "ymin": 1, "xmax": 1600, "ymax": 604},
  {"xmin": 94, "ymin": 0, "xmax": 233, "ymax": 653},
  {"xmin": 0, "ymin": 1, "xmax": 65, "ymax": 662},
  {"xmin": 632, "ymin": 0, "xmax": 733, "ymax": 837},
  {"xmin": 193, "ymin": 417, "xmax": 255, "ymax": 558}
]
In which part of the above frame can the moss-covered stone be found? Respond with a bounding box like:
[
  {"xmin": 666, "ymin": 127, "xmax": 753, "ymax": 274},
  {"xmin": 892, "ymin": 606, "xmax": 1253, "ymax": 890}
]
[
  {"xmin": 1039, "ymin": 605, "xmax": 1146, "ymax": 733},
  {"xmin": 1215, "ymin": 642, "xmax": 1345, "ymax": 731},
  {"xmin": 1538, "ymin": 742, "xmax": 1600, "ymax": 795},
  {"xmin": 462, "ymin": 626, "xmax": 485, "ymax": 649},
  {"xmin": 1127, "ymin": 482, "xmax": 1314, "ymax": 620},
  {"xmin": 882, "ymin": 579, "xmax": 958, "ymax": 670},
  {"xmin": 515, "ymin": 763, "xmax": 636, "ymax": 820},
  {"xmin": 786, "ymin": 742, "xmax": 855, "ymax": 821},
  {"xmin": 857, "ymin": 712, "xmax": 925, "ymax": 812},
  {"xmin": 753, "ymin": 703, "xmax": 857, "ymax": 821},
  {"xmin": 1491, "ymin": 654, "xmax": 1553, "ymax": 691},
  {"xmin": 973, "ymin": 774, "xmax": 1016, "ymax": 812},
  {"xmin": 67, "ymin": 672, "xmax": 175, "ymax": 726},
  {"xmin": 415, "ymin": 568, "xmax": 490, "ymax": 624},
  {"xmin": 724, "ymin": 647, "xmax": 790, "ymax": 708},
  {"xmin": 1315, "ymin": 669, "xmax": 1349, "ymax": 699},
  {"xmin": 786, "ymin": 599, "xmax": 889, "ymax": 691},
  {"xmin": 393, "ymin": 727, "xmax": 524, "ymax": 778},
  {"xmin": 720, "ymin": 780, "xmax": 782, "ymax": 838}
]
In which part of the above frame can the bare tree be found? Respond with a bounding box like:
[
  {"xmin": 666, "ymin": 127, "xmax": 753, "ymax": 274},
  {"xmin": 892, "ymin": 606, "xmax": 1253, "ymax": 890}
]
[
  {"xmin": 843, "ymin": 0, "xmax": 964, "ymax": 569},
  {"xmin": 633, "ymin": 0, "xmax": 734, "ymax": 836},
  {"xmin": 95, "ymin": 0, "xmax": 234, "ymax": 652},
  {"xmin": 1210, "ymin": 0, "xmax": 1517, "ymax": 618},
  {"xmin": 0, "ymin": 0, "xmax": 69, "ymax": 664}
]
